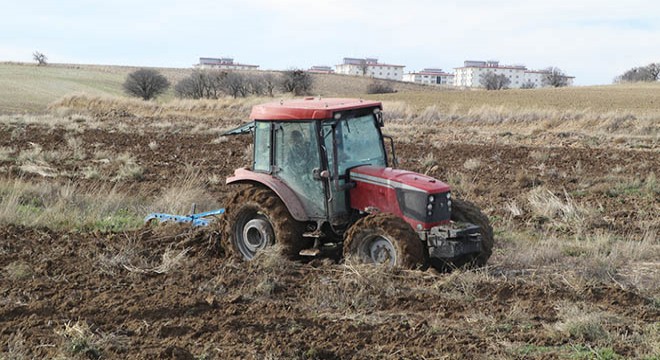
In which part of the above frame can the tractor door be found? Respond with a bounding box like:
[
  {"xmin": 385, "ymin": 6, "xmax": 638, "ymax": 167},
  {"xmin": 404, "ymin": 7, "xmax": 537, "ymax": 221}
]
[
  {"xmin": 322, "ymin": 113, "xmax": 388, "ymax": 224},
  {"xmin": 273, "ymin": 121, "xmax": 327, "ymax": 219},
  {"xmin": 322, "ymin": 122, "xmax": 349, "ymax": 223}
]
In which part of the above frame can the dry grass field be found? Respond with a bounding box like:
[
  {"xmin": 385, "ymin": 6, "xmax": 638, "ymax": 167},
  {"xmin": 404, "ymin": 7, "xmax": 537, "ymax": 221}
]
[
  {"xmin": 0, "ymin": 62, "xmax": 658, "ymax": 359},
  {"xmin": 0, "ymin": 62, "xmax": 440, "ymax": 114}
]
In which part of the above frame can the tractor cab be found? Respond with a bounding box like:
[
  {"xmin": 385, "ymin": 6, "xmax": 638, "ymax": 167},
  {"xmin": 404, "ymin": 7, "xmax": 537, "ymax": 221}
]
[{"xmin": 238, "ymin": 98, "xmax": 390, "ymax": 227}]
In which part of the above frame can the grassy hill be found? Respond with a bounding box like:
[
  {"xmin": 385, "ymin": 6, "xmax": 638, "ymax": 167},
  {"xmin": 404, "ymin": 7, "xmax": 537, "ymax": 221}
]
[
  {"xmin": 0, "ymin": 63, "xmax": 126, "ymax": 113},
  {"xmin": 1, "ymin": 62, "xmax": 659, "ymax": 117},
  {"xmin": 0, "ymin": 62, "xmax": 441, "ymax": 114}
]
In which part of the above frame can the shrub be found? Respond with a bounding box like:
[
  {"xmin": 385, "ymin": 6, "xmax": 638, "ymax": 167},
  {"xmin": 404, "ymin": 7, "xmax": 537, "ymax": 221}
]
[
  {"xmin": 366, "ymin": 80, "xmax": 396, "ymax": 94},
  {"xmin": 123, "ymin": 68, "xmax": 170, "ymax": 100},
  {"xmin": 520, "ymin": 80, "xmax": 536, "ymax": 89}
]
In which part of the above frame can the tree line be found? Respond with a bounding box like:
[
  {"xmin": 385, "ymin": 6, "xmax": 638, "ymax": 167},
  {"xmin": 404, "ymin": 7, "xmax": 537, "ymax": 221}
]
[
  {"xmin": 122, "ymin": 68, "xmax": 314, "ymax": 101},
  {"xmin": 614, "ymin": 63, "xmax": 660, "ymax": 83}
]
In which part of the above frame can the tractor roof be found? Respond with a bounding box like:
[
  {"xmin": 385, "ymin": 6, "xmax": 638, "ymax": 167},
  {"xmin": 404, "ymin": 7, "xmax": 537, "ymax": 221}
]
[{"xmin": 250, "ymin": 97, "xmax": 382, "ymax": 121}]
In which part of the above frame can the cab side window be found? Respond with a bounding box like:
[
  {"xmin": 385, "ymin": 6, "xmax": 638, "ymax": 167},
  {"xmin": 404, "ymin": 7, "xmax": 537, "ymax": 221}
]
[{"xmin": 253, "ymin": 121, "xmax": 270, "ymax": 172}]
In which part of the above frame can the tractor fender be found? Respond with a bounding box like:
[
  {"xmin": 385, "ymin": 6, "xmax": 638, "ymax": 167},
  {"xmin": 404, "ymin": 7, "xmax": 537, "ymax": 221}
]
[{"xmin": 226, "ymin": 168, "xmax": 309, "ymax": 222}]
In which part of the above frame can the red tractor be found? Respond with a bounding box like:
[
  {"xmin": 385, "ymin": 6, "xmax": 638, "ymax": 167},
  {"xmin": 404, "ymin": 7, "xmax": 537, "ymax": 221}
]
[{"xmin": 221, "ymin": 98, "xmax": 493, "ymax": 269}]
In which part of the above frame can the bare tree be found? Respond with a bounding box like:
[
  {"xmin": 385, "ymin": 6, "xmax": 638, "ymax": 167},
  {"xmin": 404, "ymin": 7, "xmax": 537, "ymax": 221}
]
[
  {"xmin": 614, "ymin": 66, "xmax": 654, "ymax": 83},
  {"xmin": 520, "ymin": 80, "xmax": 536, "ymax": 89},
  {"xmin": 645, "ymin": 63, "xmax": 660, "ymax": 80},
  {"xmin": 479, "ymin": 71, "xmax": 510, "ymax": 90},
  {"xmin": 280, "ymin": 69, "xmax": 313, "ymax": 96},
  {"xmin": 261, "ymin": 73, "xmax": 279, "ymax": 97},
  {"xmin": 33, "ymin": 51, "xmax": 47, "ymax": 66},
  {"xmin": 542, "ymin": 67, "xmax": 569, "ymax": 87},
  {"xmin": 245, "ymin": 74, "xmax": 265, "ymax": 96},
  {"xmin": 175, "ymin": 71, "xmax": 282, "ymax": 99},
  {"xmin": 175, "ymin": 70, "xmax": 226, "ymax": 99},
  {"xmin": 358, "ymin": 60, "xmax": 370, "ymax": 76},
  {"xmin": 222, "ymin": 72, "xmax": 249, "ymax": 98},
  {"xmin": 123, "ymin": 68, "xmax": 170, "ymax": 100},
  {"xmin": 175, "ymin": 71, "xmax": 206, "ymax": 99}
]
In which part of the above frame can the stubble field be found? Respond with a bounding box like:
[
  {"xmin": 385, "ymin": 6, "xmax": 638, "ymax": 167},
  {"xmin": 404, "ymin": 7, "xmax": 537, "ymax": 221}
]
[{"xmin": 0, "ymin": 63, "xmax": 658, "ymax": 359}]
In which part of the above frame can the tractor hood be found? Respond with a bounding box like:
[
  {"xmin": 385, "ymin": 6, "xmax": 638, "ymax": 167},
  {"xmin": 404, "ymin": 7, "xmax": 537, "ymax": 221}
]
[
  {"xmin": 349, "ymin": 166, "xmax": 451, "ymax": 194},
  {"xmin": 349, "ymin": 166, "xmax": 452, "ymax": 229}
]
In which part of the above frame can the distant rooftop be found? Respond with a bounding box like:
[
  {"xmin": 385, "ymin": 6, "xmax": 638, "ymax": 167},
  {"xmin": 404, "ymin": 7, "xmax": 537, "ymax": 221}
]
[
  {"xmin": 198, "ymin": 57, "xmax": 258, "ymax": 68},
  {"xmin": 456, "ymin": 60, "xmax": 527, "ymax": 70},
  {"xmin": 308, "ymin": 65, "xmax": 334, "ymax": 73},
  {"xmin": 339, "ymin": 57, "xmax": 404, "ymax": 67}
]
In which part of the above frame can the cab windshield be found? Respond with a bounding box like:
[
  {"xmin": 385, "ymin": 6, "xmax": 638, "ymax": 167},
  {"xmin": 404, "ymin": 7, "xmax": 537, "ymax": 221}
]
[{"xmin": 324, "ymin": 113, "xmax": 386, "ymax": 175}]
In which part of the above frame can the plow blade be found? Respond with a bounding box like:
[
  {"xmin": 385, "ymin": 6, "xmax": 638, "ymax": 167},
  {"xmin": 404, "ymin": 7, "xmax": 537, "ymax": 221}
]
[{"xmin": 144, "ymin": 208, "xmax": 225, "ymax": 227}]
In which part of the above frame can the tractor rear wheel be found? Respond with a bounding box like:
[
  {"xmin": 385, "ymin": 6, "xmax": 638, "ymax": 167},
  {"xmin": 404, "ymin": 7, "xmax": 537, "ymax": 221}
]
[
  {"xmin": 343, "ymin": 213, "xmax": 425, "ymax": 269},
  {"xmin": 223, "ymin": 186, "xmax": 307, "ymax": 260},
  {"xmin": 447, "ymin": 197, "xmax": 494, "ymax": 267}
]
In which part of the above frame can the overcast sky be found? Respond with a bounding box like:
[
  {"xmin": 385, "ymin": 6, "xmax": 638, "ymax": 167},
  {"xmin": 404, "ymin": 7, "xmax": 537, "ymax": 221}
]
[{"xmin": 1, "ymin": 0, "xmax": 658, "ymax": 85}]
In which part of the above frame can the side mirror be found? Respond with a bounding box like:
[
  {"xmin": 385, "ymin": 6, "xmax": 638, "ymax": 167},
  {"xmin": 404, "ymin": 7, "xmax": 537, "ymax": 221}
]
[{"xmin": 375, "ymin": 110, "xmax": 384, "ymax": 127}]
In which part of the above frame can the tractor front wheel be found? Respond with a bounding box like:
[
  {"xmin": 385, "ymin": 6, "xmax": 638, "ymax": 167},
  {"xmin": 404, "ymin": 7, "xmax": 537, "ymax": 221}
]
[
  {"xmin": 223, "ymin": 186, "xmax": 306, "ymax": 260},
  {"xmin": 343, "ymin": 213, "xmax": 425, "ymax": 269}
]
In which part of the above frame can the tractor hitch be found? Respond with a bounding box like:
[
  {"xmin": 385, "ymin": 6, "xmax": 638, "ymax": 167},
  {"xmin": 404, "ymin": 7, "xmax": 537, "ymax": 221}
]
[{"xmin": 425, "ymin": 223, "xmax": 483, "ymax": 259}]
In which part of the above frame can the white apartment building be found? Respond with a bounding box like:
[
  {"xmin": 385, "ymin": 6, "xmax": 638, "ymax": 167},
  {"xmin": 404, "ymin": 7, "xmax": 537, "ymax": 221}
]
[
  {"xmin": 454, "ymin": 60, "xmax": 574, "ymax": 88},
  {"xmin": 335, "ymin": 58, "xmax": 404, "ymax": 81},
  {"xmin": 308, "ymin": 65, "xmax": 334, "ymax": 74},
  {"xmin": 403, "ymin": 68, "xmax": 455, "ymax": 86},
  {"xmin": 523, "ymin": 70, "xmax": 575, "ymax": 88},
  {"xmin": 195, "ymin": 57, "xmax": 259, "ymax": 70}
]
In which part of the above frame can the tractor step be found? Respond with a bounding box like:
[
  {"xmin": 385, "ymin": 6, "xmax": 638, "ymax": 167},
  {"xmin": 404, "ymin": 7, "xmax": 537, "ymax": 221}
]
[
  {"xmin": 299, "ymin": 242, "xmax": 340, "ymax": 257},
  {"xmin": 299, "ymin": 248, "xmax": 321, "ymax": 257},
  {"xmin": 303, "ymin": 230, "xmax": 324, "ymax": 238}
]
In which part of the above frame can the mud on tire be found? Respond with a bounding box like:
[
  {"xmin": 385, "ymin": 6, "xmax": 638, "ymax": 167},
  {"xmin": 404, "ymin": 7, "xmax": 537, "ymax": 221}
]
[
  {"xmin": 343, "ymin": 213, "xmax": 425, "ymax": 269},
  {"xmin": 223, "ymin": 186, "xmax": 307, "ymax": 260},
  {"xmin": 448, "ymin": 197, "xmax": 494, "ymax": 267}
]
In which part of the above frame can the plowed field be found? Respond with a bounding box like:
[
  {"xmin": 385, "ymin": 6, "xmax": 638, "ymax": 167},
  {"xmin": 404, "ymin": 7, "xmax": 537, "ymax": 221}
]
[{"xmin": 1, "ymin": 116, "xmax": 658, "ymax": 359}]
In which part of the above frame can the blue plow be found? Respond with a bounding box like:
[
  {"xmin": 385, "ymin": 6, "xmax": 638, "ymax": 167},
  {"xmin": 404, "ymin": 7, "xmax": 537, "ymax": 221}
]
[{"xmin": 144, "ymin": 205, "xmax": 225, "ymax": 227}]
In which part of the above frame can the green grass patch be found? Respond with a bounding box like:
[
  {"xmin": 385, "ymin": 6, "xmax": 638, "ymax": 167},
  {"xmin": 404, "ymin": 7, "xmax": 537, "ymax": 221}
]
[
  {"xmin": 80, "ymin": 208, "xmax": 144, "ymax": 232},
  {"xmin": 0, "ymin": 179, "xmax": 146, "ymax": 232}
]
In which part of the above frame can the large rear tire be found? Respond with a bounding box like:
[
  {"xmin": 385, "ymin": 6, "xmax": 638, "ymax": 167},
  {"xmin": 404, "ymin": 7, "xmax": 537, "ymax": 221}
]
[
  {"xmin": 448, "ymin": 197, "xmax": 494, "ymax": 267},
  {"xmin": 223, "ymin": 186, "xmax": 307, "ymax": 260},
  {"xmin": 343, "ymin": 213, "xmax": 425, "ymax": 269}
]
